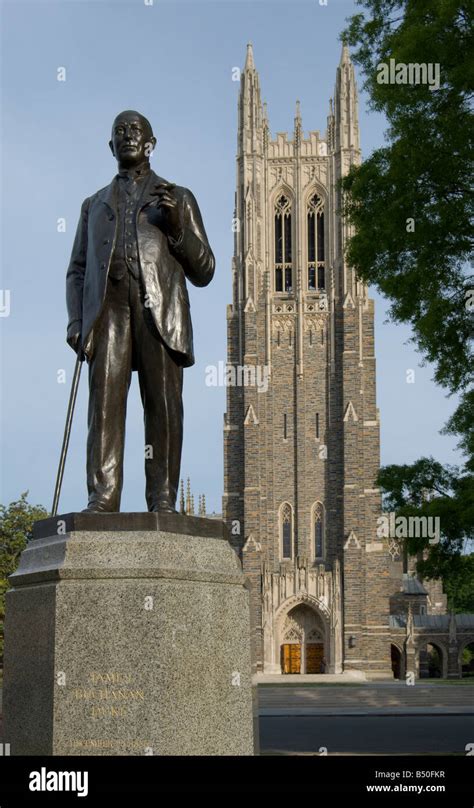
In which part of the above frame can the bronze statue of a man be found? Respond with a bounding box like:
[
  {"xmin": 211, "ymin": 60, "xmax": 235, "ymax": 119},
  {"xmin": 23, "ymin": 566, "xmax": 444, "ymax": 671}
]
[{"xmin": 66, "ymin": 110, "xmax": 215, "ymax": 513}]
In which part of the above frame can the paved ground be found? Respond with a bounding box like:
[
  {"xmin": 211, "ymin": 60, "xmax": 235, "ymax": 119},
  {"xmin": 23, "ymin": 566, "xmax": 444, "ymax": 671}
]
[
  {"xmin": 259, "ymin": 714, "xmax": 474, "ymax": 755},
  {"xmin": 258, "ymin": 683, "xmax": 474, "ymax": 712},
  {"xmin": 257, "ymin": 683, "xmax": 474, "ymax": 754}
]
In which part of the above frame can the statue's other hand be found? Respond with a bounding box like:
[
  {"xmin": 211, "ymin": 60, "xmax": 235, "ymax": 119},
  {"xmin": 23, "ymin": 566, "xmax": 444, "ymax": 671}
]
[{"xmin": 67, "ymin": 331, "xmax": 82, "ymax": 356}]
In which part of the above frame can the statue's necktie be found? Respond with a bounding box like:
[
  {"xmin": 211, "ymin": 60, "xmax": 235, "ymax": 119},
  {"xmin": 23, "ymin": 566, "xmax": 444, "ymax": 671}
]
[{"xmin": 124, "ymin": 175, "xmax": 136, "ymax": 197}]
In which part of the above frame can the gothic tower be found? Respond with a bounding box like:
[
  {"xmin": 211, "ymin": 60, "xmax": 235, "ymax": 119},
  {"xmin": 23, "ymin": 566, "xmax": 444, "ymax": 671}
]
[{"xmin": 223, "ymin": 43, "xmax": 393, "ymax": 678}]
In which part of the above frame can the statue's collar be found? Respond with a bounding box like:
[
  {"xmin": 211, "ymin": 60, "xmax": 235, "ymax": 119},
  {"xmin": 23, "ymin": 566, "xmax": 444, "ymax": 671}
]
[{"xmin": 116, "ymin": 160, "xmax": 151, "ymax": 180}]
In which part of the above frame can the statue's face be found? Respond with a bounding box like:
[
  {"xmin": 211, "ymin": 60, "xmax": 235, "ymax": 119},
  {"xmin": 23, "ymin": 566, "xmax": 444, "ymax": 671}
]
[{"xmin": 109, "ymin": 111, "xmax": 155, "ymax": 167}]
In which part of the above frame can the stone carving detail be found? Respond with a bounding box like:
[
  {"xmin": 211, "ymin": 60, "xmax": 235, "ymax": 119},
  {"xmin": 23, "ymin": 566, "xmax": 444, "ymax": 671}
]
[
  {"xmin": 282, "ymin": 615, "xmax": 304, "ymax": 641},
  {"xmin": 262, "ymin": 557, "xmax": 335, "ymax": 622},
  {"xmin": 269, "ymin": 164, "xmax": 294, "ymax": 190},
  {"xmin": 272, "ymin": 315, "xmax": 294, "ymax": 335},
  {"xmin": 281, "ymin": 610, "xmax": 323, "ymax": 644},
  {"xmin": 273, "ymin": 303, "xmax": 296, "ymax": 314},
  {"xmin": 388, "ymin": 537, "xmax": 402, "ymax": 561},
  {"xmin": 305, "ymin": 297, "xmax": 328, "ymax": 314},
  {"xmin": 304, "ymin": 314, "xmax": 326, "ymax": 332},
  {"xmin": 283, "ymin": 628, "xmax": 301, "ymax": 642},
  {"xmin": 302, "ymin": 162, "xmax": 328, "ymax": 188}
]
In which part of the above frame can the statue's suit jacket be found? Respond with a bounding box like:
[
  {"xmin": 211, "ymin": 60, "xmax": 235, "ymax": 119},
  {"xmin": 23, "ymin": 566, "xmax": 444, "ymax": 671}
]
[{"xmin": 66, "ymin": 169, "xmax": 215, "ymax": 367}]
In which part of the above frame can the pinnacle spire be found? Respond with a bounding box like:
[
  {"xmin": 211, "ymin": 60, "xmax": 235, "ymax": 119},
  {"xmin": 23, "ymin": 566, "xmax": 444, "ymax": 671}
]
[
  {"xmin": 238, "ymin": 41, "xmax": 263, "ymax": 155},
  {"xmin": 186, "ymin": 477, "xmax": 191, "ymax": 515},
  {"xmin": 340, "ymin": 41, "xmax": 351, "ymax": 65},
  {"xmin": 294, "ymin": 99, "xmax": 302, "ymax": 147},
  {"xmin": 333, "ymin": 41, "xmax": 360, "ymax": 155},
  {"xmin": 179, "ymin": 479, "xmax": 185, "ymax": 514},
  {"xmin": 245, "ymin": 41, "xmax": 255, "ymax": 70}
]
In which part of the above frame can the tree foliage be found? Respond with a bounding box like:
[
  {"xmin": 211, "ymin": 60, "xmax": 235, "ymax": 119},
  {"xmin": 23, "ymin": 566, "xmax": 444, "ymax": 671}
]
[
  {"xmin": 342, "ymin": 0, "xmax": 473, "ymax": 393},
  {"xmin": 378, "ymin": 457, "xmax": 474, "ymax": 611},
  {"xmin": 0, "ymin": 493, "xmax": 48, "ymax": 662},
  {"xmin": 342, "ymin": 0, "xmax": 474, "ymax": 609}
]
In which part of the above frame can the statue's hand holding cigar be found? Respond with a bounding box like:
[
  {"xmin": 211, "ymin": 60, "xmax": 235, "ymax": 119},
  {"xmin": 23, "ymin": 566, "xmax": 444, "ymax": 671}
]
[{"xmin": 150, "ymin": 181, "xmax": 182, "ymax": 240}]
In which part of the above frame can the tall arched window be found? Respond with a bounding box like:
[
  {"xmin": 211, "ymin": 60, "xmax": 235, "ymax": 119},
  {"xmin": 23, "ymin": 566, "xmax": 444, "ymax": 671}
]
[
  {"xmin": 280, "ymin": 502, "xmax": 294, "ymax": 559},
  {"xmin": 274, "ymin": 194, "xmax": 293, "ymax": 292},
  {"xmin": 307, "ymin": 194, "xmax": 325, "ymax": 291},
  {"xmin": 312, "ymin": 502, "xmax": 325, "ymax": 559}
]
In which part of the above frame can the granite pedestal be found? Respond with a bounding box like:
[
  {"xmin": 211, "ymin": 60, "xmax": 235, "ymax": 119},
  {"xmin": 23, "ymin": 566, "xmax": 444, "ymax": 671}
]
[{"xmin": 3, "ymin": 512, "xmax": 257, "ymax": 755}]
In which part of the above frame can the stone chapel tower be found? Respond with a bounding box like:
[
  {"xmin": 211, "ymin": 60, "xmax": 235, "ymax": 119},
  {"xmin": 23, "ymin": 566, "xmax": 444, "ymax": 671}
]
[{"xmin": 223, "ymin": 43, "xmax": 393, "ymax": 678}]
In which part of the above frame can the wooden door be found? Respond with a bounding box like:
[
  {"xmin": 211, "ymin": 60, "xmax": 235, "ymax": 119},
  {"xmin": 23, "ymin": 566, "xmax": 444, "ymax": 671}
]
[
  {"xmin": 281, "ymin": 643, "xmax": 301, "ymax": 674},
  {"xmin": 306, "ymin": 643, "xmax": 324, "ymax": 674}
]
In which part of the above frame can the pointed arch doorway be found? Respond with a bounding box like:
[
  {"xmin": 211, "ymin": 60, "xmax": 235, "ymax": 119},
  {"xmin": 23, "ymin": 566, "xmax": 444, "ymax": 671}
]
[{"xmin": 280, "ymin": 603, "xmax": 327, "ymax": 674}]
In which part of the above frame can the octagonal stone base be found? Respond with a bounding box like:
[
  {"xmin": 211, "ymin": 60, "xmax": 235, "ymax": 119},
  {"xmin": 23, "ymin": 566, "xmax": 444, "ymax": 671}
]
[{"xmin": 3, "ymin": 512, "xmax": 257, "ymax": 755}]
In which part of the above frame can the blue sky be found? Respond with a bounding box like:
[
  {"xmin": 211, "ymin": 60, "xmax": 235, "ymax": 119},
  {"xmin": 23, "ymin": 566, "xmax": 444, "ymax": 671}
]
[{"xmin": 0, "ymin": 0, "xmax": 461, "ymax": 515}]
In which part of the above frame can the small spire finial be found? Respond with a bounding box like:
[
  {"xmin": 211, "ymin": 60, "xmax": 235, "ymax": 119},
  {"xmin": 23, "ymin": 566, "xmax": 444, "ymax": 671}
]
[
  {"xmin": 245, "ymin": 42, "xmax": 255, "ymax": 70},
  {"xmin": 179, "ymin": 479, "xmax": 185, "ymax": 514},
  {"xmin": 294, "ymin": 99, "xmax": 302, "ymax": 146},
  {"xmin": 340, "ymin": 41, "xmax": 350, "ymax": 64},
  {"xmin": 186, "ymin": 477, "xmax": 191, "ymax": 515}
]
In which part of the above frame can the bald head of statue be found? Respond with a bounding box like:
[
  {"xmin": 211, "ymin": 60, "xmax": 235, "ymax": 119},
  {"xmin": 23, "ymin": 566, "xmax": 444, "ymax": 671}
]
[{"xmin": 109, "ymin": 110, "xmax": 157, "ymax": 169}]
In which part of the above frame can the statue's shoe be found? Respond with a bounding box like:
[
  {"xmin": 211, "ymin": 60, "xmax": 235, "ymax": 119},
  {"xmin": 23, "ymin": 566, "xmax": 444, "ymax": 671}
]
[
  {"xmin": 149, "ymin": 500, "xmax": 177, "ymax": 514},
  {"xmin": 82, "ymin": 502, "xmax": 115, "ymax": 513}
]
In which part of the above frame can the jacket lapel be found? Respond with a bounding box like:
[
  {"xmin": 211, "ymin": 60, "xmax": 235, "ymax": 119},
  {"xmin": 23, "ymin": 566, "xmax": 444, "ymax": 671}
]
[{"xmin": 99, "ymin": 179, "xmax": 118, "ymax": 216}]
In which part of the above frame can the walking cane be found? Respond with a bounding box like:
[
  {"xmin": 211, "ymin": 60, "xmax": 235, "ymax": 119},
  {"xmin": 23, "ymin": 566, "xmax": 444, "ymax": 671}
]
[{"xmin": 51, "ymin": 352, "xmax": 84, "ymax": 516}]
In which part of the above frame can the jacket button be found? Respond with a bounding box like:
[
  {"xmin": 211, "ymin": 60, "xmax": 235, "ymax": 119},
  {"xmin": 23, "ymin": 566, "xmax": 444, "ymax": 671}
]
[
  {"xmin": 103, "ymin": 239, "xmax": 110, "ymax": 245},
  {"xmin": 108, "ymin": 213, "xmax": 114, "ymax": 221},
  {"xmin": 101, "ymin": 262, "xmax": 106, "ymax": 270}
]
